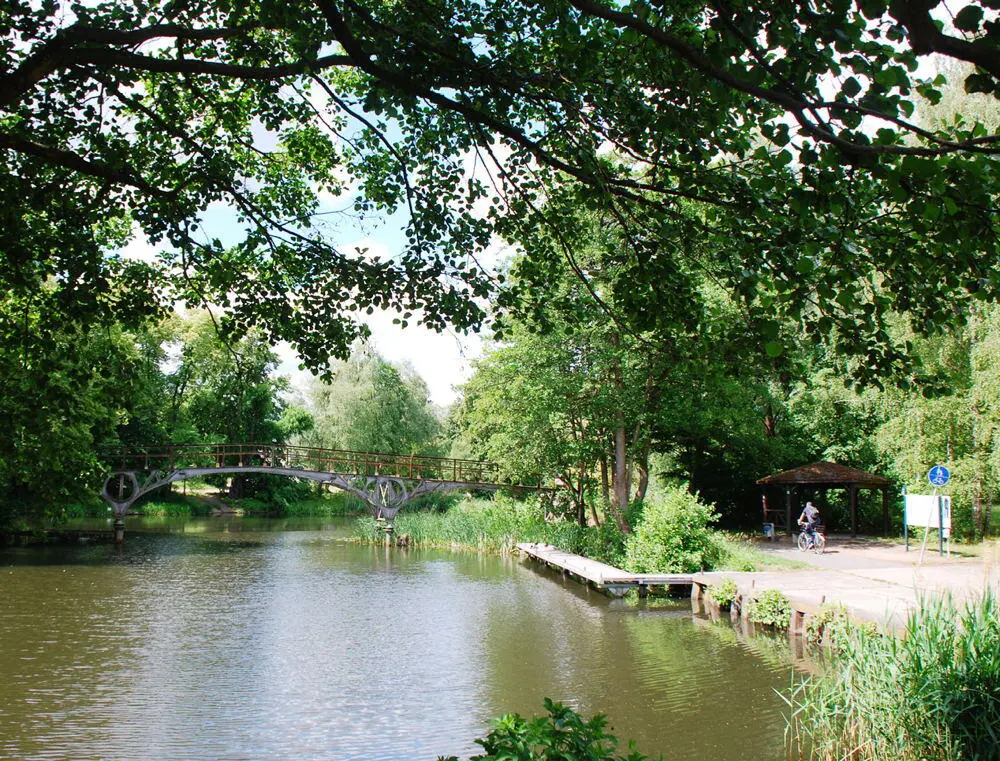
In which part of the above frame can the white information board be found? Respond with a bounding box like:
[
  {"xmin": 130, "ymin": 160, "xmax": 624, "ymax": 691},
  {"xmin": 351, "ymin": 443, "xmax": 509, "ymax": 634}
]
[{"xmin": 905, "ymin": 494, "xmax": 951, "ymax": 537}]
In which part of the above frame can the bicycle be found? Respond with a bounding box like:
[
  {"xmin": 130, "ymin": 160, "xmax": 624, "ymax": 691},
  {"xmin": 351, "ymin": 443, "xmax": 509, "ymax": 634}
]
[{"xmin": 797, "ymin": 525, "xmax": 826, "ymax": 553}]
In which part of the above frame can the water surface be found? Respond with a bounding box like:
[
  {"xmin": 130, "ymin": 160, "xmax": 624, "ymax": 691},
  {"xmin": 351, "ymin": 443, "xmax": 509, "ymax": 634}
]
[{"xmin": 0, "ymin": 518, "xmax": 791, "ymax": 760}]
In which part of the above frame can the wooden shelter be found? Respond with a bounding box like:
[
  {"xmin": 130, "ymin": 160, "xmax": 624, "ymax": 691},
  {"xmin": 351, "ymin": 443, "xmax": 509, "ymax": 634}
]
[{"xmin": 757, "ymin": 461, "xmax": 894, "ymax": 537}]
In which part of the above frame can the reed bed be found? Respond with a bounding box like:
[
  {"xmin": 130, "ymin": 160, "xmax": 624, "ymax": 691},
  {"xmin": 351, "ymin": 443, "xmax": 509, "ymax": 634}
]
[
  {"xmin": 786, "ymin": 593, "xmax": 1000, "ymax": 761},
  {"xmin": 351, "ymin": 496, "xmax": 623, "ymax": 560}
]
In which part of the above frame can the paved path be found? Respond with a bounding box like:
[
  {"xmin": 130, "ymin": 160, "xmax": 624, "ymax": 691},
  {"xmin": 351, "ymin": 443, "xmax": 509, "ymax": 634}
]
[{"xmin": 693, "ymin": 536, "xmax": 1000, "ymax": 631}]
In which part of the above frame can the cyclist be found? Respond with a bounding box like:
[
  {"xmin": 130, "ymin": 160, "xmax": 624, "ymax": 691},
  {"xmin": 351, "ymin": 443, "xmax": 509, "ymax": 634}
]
[{"xmin": 797, "ymin": 501, "xmax": 821, "ymax": 549}]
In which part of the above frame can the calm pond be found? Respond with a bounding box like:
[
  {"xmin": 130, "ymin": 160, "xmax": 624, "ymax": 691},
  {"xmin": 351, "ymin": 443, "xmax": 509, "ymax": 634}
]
[{"xmin": 1, "ymin": 518, "xmax": 792, "ymax": 760}]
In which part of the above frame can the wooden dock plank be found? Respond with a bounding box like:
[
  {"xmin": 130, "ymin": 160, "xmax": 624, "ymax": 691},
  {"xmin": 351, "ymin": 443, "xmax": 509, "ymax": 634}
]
[{"xmin": 516, "ymin": 542, "xmax": 692, "ymax": 595}]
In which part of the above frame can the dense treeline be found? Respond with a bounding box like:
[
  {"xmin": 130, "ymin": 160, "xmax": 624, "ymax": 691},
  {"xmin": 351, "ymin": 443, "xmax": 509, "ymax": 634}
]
[
  {"xmin": 0, "ymin": 308, "xmax": 304, "ymax": 526},
  {"xmin": 298, "ymin": 345, "xmax": 442, "ymax": 456},
  {"xmin": 450, "ymin": 204, "xmax": 1000, "ymax": 539},
  {"xmin": 4, "ymin": 270, "xmax": 998, "ymax": 538}
]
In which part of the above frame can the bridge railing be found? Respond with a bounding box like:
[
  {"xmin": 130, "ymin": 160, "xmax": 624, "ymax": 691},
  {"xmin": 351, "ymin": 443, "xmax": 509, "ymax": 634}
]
[{"xmin": 98, "ymin": 443, "xmax": 508, "ymax": 485}]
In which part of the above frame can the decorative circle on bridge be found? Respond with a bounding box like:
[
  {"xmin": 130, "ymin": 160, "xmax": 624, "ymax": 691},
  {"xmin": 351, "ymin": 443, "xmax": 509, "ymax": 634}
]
[{"xmin": 102, "ymin": 472, "xmax": 138, "ymax": 505}]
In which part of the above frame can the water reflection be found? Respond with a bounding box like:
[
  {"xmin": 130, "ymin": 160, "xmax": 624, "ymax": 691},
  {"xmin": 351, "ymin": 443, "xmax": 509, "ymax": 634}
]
[{"xmin": 1, "ymin": 520, "xmax": 791, "ymax": 760}]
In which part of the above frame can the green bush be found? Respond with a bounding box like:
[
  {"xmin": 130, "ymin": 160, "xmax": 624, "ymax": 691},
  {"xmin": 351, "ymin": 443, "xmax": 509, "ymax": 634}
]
[
  {"xmin": 438, "ymin": 698, "xmax": 653, "ymax": 761},
  {"xmin": 748, "ymin": 589, "xmax": 791, "ymax": 628},
  {"xmin": 707, "ymin": 579, "xmax": 739, "ymax": 609},
  {"xmin": 134, "ymin": 493, "xmax": 213, "ymax": 517},
  {"xmin": 64, "ymin": 496, "xmax": 111, "ymax": 519},
  {"xmin": 805, "ymin": 604, "xmax": 852, "ymax": 645},
  {"xmin": 228, "ymin": 497, "xmax": 271, "ymax": 514},
  {"xmin": 573, "ymin": 518, "xmax": 627, "ymax": 567},
  {"xmin": 788, "ymin": 593, "xmax": 1000, "ymax": 761},
  {"xmin": 623, "ymin": 485, "xmax": 720, "ymax": 573},
  {"xmin": 281, "ymin": 491, "xmax": 368, "ymax": 516}
]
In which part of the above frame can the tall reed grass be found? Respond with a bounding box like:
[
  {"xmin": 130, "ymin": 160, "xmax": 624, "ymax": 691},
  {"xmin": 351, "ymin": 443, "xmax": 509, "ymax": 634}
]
[
  {"xmin": 786, "ymin": 593, "xmax": 1000, "ymax": 761},
  {"xmin": 351, "ymin": 495, "xmax": 625, "ymax": 562}
]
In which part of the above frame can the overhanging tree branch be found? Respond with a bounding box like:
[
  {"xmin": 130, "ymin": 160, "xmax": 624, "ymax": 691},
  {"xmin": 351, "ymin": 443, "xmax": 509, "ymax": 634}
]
[{"xmin": 0, "ymin": 131, "xmax": 173, "ymax": 196}]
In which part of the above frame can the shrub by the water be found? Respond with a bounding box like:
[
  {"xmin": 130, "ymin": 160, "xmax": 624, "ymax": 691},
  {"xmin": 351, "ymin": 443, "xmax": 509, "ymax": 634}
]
[
  {"xmin": 748, "ymin": 589, "xmax": 791, "ymax": 629},
  {"xmin": 707, "ymin": 579, "xmax": 739, "ymax": 610},
  {"xmin": 804, "ymin": 604, "xmax": 852, "ymax": 645},
  {"xmin": 623, "ymin": 485, "xmax": 720, "ymax": 573},
  {"xmin": 787, "ymin": 593, "xmax": 1000, "ymax": 761},
  {"xmin": 134, "ymin": 493, "xmax": 213, "ymax": 517},
  {"xmin": 280, "ymin": 491, "xmax": 368, "ymax": 516},
  {"xmin": 437, "ymin": 698, "xmax": 654, "ymax": 761}
]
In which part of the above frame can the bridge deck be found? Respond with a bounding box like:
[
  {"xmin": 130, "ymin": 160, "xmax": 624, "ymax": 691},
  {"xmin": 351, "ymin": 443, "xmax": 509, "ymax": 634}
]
[{"xmin": 516, "ymin": 542, "xmax": 692, "ymax": 597}]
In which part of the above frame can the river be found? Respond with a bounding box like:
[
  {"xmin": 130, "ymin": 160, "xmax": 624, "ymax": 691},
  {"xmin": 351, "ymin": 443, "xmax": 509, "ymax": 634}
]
[{"xmin": 0, "ymin": 518, "xmax": 792, "ymax": 760}]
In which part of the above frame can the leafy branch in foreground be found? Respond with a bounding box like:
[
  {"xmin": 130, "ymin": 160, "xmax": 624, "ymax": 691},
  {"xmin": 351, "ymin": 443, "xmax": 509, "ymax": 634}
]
[
  {"xmin": 438, "ymin": 698, "xmax": 654, "ymax": 761},
  {"xmin": 2, "ymin": 1, "xmax": 998, "ymax": 377}
]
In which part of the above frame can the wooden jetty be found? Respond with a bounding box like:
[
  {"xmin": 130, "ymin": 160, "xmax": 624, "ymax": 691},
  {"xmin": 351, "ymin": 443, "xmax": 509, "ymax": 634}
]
[{"xmin": 516, "ymin": 542, "xmax": 692, "ymax": 597}]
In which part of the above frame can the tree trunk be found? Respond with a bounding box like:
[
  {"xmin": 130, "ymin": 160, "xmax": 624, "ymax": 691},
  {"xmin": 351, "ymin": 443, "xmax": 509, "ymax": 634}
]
[
  {"xmin": 606, "ymin": 333, "xmax": 631, "ymax": 534},
  {"xmin": 599, "ymin": 453, "xmax": 610, "ymax": 505},
  {"xmin": 633, "ymin": 443, "xmax": 650, "ymax": 502},
  {"xmin": 576, "ymin": 461, "xmax": 587, "ymax": 526},
  {"xmin": 614, "ymin": 422, "xmax": 627, "ymax": 508},
  {"xmin": 609, "ymin": 421, "xmax": 631, "ymax": 534},
  {"xmin": 588, "ymin": 499, "xmax": 601, "ymax": 527}
]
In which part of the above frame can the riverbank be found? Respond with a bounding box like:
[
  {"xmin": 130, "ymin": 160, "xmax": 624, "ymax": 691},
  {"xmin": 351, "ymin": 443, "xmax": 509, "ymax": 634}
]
[
  {"xmin": 693, "ymin": 535, "xmax": 1000, "ymax": 634},
  {"xmin": 787, "ymin": 592, "xmax": 1000, "ymax": 761},
  {"xmin": 509, "ymin": 533, "xmax": 1000, "ymax": 760}
]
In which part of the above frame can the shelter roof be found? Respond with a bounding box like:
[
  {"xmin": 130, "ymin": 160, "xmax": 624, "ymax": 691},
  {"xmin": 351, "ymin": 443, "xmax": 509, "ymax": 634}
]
[{"xmin": 756, "ymin": 461, "xmax": 892, "ymax": 488}]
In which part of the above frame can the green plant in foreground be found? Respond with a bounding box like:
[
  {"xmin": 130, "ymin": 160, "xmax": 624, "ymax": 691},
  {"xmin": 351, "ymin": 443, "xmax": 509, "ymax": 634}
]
[
  {"xmin": 787, "ymin": 593, "xmax": 1000, "ymax": 761},
  {"xmin": 438, "ymin": 698, "xmax": 654, "ymax": 761},
  {"xmin": 706, "ymin": 579, "xmax": 739, "ymax": 609},
  {"xmin": 748, "ymin": 589, "xmax": 791, "ymax": 629}
]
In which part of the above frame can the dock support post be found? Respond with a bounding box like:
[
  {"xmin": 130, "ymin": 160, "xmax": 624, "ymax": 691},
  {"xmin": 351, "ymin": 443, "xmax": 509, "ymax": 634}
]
[{"xmin": 114, "ymin": 517, "xmax": 125, "ymax": 544}]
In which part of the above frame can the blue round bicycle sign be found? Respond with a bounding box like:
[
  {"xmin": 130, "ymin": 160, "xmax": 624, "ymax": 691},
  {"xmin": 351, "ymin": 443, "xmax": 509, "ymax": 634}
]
[{"xmin": 928, "ymin": 465, "xmax": 950, "ymax": 487}]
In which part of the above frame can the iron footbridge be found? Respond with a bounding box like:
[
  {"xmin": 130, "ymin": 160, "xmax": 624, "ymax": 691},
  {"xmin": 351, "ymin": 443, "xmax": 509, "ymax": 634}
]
[{"xmin": 99, "ymin": 444, "xmax": 535, "ymax": 541}]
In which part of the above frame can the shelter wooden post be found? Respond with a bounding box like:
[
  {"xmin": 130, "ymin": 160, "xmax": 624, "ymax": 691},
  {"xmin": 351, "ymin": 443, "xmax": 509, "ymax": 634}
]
[
  {"xmin": 882, "ymin": 488, "xmax": 890, "ymax": 537},
  {"xmin": 784, "ymin": 488, "xmax": 793, "ymax": 537},
  {"xmin": 848, "ymin": 484, "xmax": 858, "ymax": 537}
]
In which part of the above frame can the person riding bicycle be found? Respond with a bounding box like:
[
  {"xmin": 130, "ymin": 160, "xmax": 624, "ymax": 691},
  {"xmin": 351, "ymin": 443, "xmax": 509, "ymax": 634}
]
[{"xmin": 797, "ymin": 501, "xmax": 821, "ymax": 548}]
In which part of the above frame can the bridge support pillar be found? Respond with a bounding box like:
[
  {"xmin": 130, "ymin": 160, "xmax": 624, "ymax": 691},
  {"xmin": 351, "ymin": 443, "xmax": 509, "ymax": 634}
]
[{"xmin": 102, "ymin": 472, "xmax": 144, "ymax": 544}]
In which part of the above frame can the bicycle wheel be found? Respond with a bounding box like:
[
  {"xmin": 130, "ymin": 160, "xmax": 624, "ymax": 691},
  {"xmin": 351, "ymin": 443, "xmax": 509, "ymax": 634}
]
[
  {"xmin": 812, "ymin": 533, "xmax": 826, "ymax": 553},
  {"xmin": 797, "ymin": 532, "xmax": 809, "ymax": 551}
]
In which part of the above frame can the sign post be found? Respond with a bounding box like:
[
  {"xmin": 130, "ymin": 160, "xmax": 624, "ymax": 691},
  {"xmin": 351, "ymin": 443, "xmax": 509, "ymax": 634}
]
[
  {"xmin": 929, "ymin": 465, "xmax": 950, "ymax": 558},
  {"xmin": 904, "ymin": 465, "xmax": 951, "ymax": 561}
]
